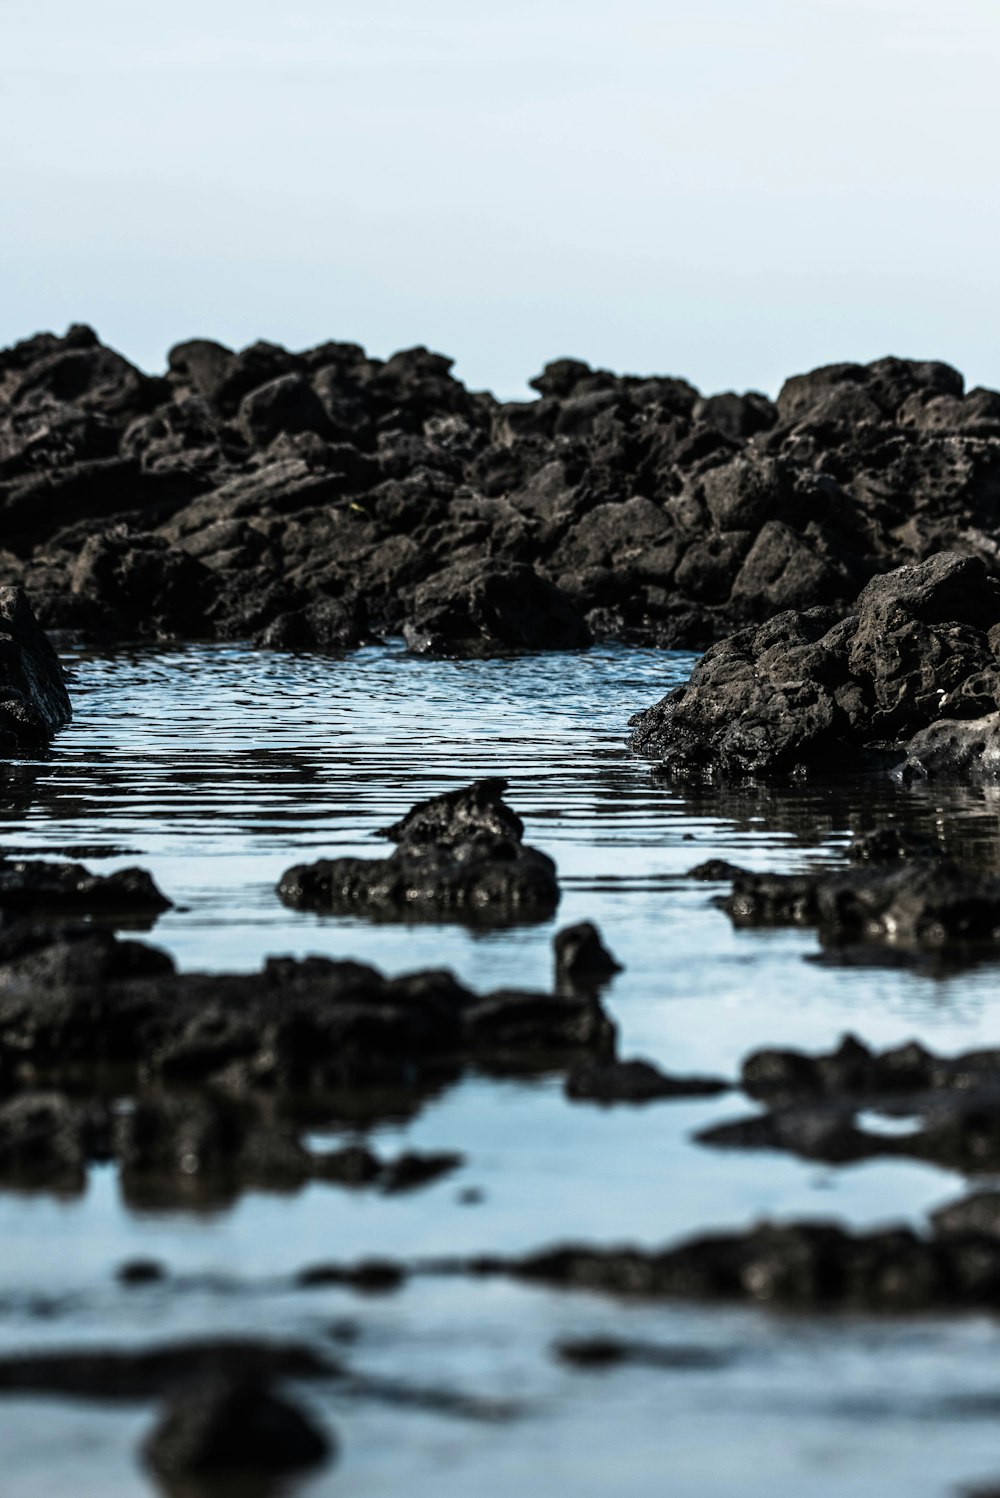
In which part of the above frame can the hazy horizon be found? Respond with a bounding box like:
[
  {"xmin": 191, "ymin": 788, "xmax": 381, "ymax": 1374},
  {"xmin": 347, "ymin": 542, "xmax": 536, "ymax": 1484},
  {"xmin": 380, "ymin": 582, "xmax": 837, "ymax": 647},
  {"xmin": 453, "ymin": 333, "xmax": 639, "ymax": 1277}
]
[{"xmin": 6, "ymin": 0, "xmax": 1000, "ymax": 401}]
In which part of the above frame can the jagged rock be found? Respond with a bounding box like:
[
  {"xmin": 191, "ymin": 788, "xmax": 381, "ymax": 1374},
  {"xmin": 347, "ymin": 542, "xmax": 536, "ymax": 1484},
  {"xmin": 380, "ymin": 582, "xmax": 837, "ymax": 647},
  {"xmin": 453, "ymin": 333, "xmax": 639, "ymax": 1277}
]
[
  {"xmin": 277, "ymin": 779, "xmax": 560, "ymax": 925},
  {"xmin": 631, "ymin": 553, "xmax": 1000, "ymax": 780},
  {"xmin": 14, "ymin": 327, "xmax": 1000, "ymax": 655}
]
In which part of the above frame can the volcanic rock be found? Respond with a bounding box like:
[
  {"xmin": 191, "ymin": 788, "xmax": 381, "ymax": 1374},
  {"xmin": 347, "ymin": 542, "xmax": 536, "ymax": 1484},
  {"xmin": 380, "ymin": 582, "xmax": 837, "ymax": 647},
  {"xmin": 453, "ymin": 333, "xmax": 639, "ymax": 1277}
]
[
  {"xmin": 630, "ymin": 553, "xmax": 1000, "ymax": 781},
  {"xmin": 277, "ymin": 778, "xmax": 560, "ymax": 924}
]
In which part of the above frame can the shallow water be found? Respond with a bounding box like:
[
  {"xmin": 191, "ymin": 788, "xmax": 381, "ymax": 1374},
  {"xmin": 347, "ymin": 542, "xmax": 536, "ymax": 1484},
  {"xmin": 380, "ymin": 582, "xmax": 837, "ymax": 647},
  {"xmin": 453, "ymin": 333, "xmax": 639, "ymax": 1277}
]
[{"xmin": 5, "ymin": 641, "xmax": 1000, "ymax": 1495}]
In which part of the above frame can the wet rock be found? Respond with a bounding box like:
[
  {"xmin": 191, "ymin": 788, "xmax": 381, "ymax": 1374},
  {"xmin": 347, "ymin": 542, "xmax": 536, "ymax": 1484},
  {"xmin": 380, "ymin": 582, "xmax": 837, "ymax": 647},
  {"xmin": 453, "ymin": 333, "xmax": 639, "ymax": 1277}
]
[
  {"xmin": 719, "ymin": 855, "xmax": 1000, "ymax": 961},
  {"xmin": 277, "ymin": 779, "xmax": 560, "ymax": 925},
  {"xmin": 0, "ymin": 586, "xmax": 71, "ymax": 746},
  {"xmin": 143, "ymin": 1374, "xmax": 332, "ymax": 1480},
  {"xmin": 630, "ymin": 553, "xmax": 1000, "ymax": 781},
  {"xmin": 0, "ymin": 1337, "xmax": 335, "ymax": 1399},
  {"xmin": 553, "ymin": 922, "xmax": 622, "ymax": 991},
  {"xmin": 0, "ymin": 859, "xmax": 170, "ymax": 917},
  {"xmin": 565, "ymin": 1058, "xmax": 730, "ymax": 1104},
  {"xmin": 493, "ymin": 1218, "xmax": 1000, "ymax": 1311},
  {"xmin": 117, "ymin": 1258, "xmax": 168, "ymax": 1286}
]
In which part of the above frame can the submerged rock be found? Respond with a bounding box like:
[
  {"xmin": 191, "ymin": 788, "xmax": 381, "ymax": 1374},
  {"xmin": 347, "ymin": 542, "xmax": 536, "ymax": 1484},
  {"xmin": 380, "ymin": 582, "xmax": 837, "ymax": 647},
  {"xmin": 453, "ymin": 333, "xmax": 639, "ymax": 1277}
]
[
  {"xmin": 277, "ymin": 779, "xmax": 560, "ymax": 925},
  {"xmin": 630, "ymin": 553, "xmax": 1000, "ymax": 781}
]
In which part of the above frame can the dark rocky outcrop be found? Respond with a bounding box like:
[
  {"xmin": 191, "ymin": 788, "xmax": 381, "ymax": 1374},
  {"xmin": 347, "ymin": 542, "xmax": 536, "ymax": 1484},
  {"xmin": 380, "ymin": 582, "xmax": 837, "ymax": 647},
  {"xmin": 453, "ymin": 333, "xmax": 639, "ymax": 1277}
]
[
  {"xmin": 0, "ymin": 859, "xmax": 170, "ymax": 918},
  {"xmin": 0, "ymin": 1338, "xmax": 335, "ymax": 1400},
  {"xmin": 0, "ymin": 587, "xmax": 71, "ymax": 747},
  {"xmin": 0, "ymin": 919, "xmax": 615, "ymax": 1195},
  {"xmin": 695, "ymin": 1034, "xmax": 1000, "ymax": 1174},
  {"xmin": 277, "ymin": 779, "xmax": 560, "ymax": 925},
  {"xmin": 713, "ymin": 851, "xmax": 1000, "ymax": 963},
  {"xmin": 630, "ymin": 553, "xmax": 1000, "ymax": 781},
  {"xmin": 15, "ymin": 327, "xmax": 1000, "ymax": 657}
]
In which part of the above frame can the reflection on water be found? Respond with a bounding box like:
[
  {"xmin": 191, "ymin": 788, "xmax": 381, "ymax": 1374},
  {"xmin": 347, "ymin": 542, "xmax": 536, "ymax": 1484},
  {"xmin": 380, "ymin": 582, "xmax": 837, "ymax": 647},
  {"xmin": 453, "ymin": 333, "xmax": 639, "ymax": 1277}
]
[{"xmin": 3, "ymin": 642, "xmax": 1000, "ymax": 1496}]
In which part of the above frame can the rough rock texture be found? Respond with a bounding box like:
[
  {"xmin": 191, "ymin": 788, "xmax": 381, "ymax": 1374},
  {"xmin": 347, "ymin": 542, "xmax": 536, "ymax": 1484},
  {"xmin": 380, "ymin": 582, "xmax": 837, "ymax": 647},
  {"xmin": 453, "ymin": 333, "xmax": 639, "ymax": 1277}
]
[
  {"xmin": 278, "ymin": 779, "xmax": 560, "ymax": 925},
  {"xmin": 630, "ymin": 553, "xmax": 1000, "ymax": 781},
  {"xmin": 0, "ymin": 587, "xmax": 70, "ymax": 746},
  {"xmin": 14, "ymin": 327, "xmax": 1000, "ymax": 656},
  {"xmin": 714, "ymin": 850, "xmax": 1000, "ymax": 963}
]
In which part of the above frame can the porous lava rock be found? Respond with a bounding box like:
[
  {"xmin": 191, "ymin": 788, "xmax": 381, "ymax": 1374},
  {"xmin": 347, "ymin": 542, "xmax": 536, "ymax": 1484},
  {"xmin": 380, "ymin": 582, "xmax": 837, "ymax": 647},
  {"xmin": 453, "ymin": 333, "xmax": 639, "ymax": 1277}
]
[
  {"xmin": 696, "ymin": 1034, "xmax": 1000, "ymax": 1174},
  {"xmin": 15, "ymin": 326, "xmax": 1000, "ymax": 656},
  {"xmin": 277, "ymin": 778, "xmax": 560, "ymax": 925},
  {"xmin": 630, "ymin": 553, "xmax": 1000, "ymax": 781}
]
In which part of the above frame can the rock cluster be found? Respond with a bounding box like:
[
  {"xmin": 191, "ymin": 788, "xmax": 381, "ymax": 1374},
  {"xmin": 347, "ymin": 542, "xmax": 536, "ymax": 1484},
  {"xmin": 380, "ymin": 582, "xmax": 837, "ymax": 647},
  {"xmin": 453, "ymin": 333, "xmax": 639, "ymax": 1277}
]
[
  {"xmin": 631, "ymin": 552, "xmax": 1000, "ymax": 781},
  {"xmin": 483, "ymin": 1217, "xmax": 1000, "ymax": 1311},
  {"xmin": 278, "ymin": 778, "xmax": 560, "ymax": 925},
  {"xmin": 0, "ymin": 916, "xmax": 615, "ymax": 1198},
  {"xmin": 699, "ymin": 827, "xmax": 1000, "ymax": 966},
  {"xmin": 10, "ymin": 326, "xmax": 1000, "ymax": 655},
  {"xmin": 698, "ymin": 1033, "xmax": 1000, "ymax": 1173}
]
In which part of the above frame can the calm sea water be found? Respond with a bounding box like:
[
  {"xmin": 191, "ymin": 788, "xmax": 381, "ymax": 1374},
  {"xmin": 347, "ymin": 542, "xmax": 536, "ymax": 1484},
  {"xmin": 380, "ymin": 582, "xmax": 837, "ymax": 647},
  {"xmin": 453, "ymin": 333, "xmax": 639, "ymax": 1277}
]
[{"xmin": 3, "ymin": 641, "xmax": 1000, "ymax": 1496}]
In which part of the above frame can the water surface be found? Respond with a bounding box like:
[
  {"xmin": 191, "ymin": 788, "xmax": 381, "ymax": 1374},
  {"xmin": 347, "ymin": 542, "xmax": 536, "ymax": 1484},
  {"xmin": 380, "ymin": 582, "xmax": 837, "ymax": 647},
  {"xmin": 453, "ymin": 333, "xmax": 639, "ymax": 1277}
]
[{"xmin": 3, "ymin": 642, "xmax": 1000, "ymax": 1497}]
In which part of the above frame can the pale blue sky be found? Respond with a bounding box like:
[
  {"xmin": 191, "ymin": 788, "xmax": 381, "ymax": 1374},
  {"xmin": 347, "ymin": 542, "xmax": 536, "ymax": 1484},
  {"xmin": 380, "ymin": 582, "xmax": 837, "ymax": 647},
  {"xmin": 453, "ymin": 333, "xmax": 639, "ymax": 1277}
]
[{"xmin": 4, "ymin": 0, "xmax": 999, "ymax": 397}]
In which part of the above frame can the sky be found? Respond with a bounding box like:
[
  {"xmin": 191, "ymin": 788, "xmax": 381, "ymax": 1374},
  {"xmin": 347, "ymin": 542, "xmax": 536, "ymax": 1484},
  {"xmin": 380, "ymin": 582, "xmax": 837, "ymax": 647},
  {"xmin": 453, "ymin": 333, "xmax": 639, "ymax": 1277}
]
[{"xmin": 3, "ymin": 0, "xmax": 1000, "ymax": 399}]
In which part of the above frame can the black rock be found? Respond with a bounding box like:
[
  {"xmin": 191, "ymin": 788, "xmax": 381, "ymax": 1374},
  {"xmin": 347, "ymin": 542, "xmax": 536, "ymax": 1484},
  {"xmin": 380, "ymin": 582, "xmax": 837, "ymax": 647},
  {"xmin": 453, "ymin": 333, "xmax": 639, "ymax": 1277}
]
[
  {"xmin": 277, "ymin": 779, "xmax": 560, "ymax": 925},
  {"xmin": 630, "ymin": 553, "xmax": 1000, "ymax": 781},
  {"xmin": 565, "ymin": 1058, "xmax": 730, "ymax": 1104},
  {"xmin": 553, "ymin": 921, "xmax": 622, "ymax": 991},
  {"xmin": 0, "ymin": 587, "xmax": 71, "ymax": 746},
  {"xmin": 143, "ymin": 1374, "xmax": 332, "ymax": 1480}
]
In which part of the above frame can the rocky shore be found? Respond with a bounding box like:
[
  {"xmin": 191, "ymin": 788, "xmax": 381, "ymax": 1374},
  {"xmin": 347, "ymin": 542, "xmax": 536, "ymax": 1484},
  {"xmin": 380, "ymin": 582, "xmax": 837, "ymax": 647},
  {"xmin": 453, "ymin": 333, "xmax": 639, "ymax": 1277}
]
[
  {"xmin": 8, "ymin": 325, "xmax": 1000, "ymax": 657},
  {"xmin": 11, "ymin": 326, "xmax": 1000, "ymax": 1491}
]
